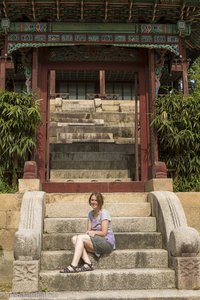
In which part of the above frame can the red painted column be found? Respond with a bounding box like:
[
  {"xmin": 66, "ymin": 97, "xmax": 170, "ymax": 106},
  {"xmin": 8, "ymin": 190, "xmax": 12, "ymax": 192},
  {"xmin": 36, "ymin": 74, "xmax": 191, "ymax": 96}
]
[
  {"xmin": 139, "ymin": 68, "xmax": 149, "ymax": 181},
  {"xmin": 36, "ymin": 48, "xmax": 48, "ymax": 182},
  {"xmin": 0, "ymin": 60, "xmax": 6, "ymax": 90},
  {"xmin": 32, "ymin": 48, "xmax": 38, "ymax": 92},
  {"xmin": 50, "ymin": 70, "xmax": 56, "ymax": 96},
  {"xmin": 99, "ymin": 70, "xmax": 105, "ymax": 95}
]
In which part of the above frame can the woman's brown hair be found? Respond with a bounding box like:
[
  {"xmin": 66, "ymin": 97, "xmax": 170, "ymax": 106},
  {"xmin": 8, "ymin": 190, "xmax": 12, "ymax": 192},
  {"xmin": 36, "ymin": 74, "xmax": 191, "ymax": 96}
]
[{"xmin": 88, "ymin": 192, "xmax": 104, "ymax": 209}]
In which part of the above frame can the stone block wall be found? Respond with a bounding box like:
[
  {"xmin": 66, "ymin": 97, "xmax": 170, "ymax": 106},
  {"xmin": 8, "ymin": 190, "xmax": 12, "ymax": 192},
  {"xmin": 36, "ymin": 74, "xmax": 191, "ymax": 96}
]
[
  {"xmin": 176, "ymin": 192, "xmax": 200, "ymax": 233},
  {"xmin": 0, "ymin": 194, "xmax": 22, "ymax": 291}
]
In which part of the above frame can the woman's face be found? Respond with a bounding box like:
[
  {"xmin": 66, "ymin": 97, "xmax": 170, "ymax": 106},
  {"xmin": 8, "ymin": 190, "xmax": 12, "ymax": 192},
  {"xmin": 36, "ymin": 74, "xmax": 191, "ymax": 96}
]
[{"xmin": 90, "ymin": 195, "xmax": 99, "ymax": 210}]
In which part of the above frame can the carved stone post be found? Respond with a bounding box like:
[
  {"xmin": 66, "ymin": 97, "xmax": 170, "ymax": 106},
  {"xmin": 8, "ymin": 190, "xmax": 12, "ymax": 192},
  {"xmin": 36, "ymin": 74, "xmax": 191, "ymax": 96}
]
[{"xmin": 12, "ymin": 191, "xmax": 46, "ymax": 292}]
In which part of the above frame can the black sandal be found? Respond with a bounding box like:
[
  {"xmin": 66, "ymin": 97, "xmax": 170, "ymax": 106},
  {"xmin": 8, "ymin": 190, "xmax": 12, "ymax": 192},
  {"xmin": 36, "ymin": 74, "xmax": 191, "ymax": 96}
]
[
  {"xmin": 60, "ymin": 264, "xmax": 80, "ymax": 273},
  {"xmin": 80, "ymin": 262, "xmax": 94, "ymax": 272}
]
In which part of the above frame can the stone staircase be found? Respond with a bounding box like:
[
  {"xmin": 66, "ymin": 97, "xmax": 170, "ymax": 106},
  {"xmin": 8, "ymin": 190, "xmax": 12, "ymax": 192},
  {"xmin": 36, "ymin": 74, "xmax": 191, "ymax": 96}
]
[
  {"xmin": 49, "ymin": 99, "xmax": 138, "ymax": 182},
  {"xmin": 39, "ymin": 192, "xmax": 177, "ymax": 298},
  {"xmin": 9, "ymin": 191, "xmax": 200, "ymax": 300}
]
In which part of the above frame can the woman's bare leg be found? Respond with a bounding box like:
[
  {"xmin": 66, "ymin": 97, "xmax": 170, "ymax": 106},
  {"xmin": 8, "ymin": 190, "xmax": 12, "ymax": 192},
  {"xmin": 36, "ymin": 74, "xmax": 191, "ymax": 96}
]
[{"xmin": 71, "ymin": 234, "xmax": 94, "ymax": 267}]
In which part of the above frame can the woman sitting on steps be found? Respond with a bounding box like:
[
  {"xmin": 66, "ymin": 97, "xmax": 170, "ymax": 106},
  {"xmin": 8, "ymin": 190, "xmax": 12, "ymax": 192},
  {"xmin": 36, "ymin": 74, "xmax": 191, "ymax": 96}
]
[{"xmin": 60, "ymin": 192, "xmax": 116, "ymax": 273}]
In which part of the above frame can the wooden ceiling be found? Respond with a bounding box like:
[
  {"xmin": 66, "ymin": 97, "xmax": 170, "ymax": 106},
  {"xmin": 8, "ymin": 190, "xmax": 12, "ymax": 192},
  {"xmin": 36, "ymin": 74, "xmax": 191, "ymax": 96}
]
[
  {"xmin": 1, "ymin": 1, "xmax": 200, "ymax": 24},
  {"xmin": 1, "ymin": 1, "xmax": 200, "ymax": 51}
]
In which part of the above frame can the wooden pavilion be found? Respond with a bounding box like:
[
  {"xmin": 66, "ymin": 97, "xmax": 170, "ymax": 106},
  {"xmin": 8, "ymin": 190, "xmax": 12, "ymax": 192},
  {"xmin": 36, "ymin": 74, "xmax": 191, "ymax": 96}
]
[{"xmin": 0, "ymin": 0, "xmax": 200, "ymax": 192}]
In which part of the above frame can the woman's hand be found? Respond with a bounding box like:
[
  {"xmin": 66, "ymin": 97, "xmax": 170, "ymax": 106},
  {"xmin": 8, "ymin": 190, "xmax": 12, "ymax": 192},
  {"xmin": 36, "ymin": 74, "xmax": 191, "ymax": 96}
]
[{"xmin": 86, "ymin": 230, "xmax": 96, "ymax": 237}]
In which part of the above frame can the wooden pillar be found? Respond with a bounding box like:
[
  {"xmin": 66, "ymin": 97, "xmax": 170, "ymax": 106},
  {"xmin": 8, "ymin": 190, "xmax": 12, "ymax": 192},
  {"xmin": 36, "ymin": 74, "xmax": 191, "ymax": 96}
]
[
  {"xmin": 182, "ymin": 60, "xmax": 189, "ymax": 96},
  {"xmin": 36, "ymin": 49, "xmax": 48, "ymax": 182},
  {"xmin": 139, "ymin": 68, "xmax": 149, "ymax": 182},
  {"xmin": 149, "ymin": 49, "xmax": 158, "ymax": 164},
  {"xmin": 0, "ymin": 59, "xmax": 6, "ymax": 90},
  {"xmin": 180, "ymin": 41, "xmax": 189, "ymax": 96},
  {"xmin": 50, "ymin": 70, "xmax": 56, "ymax": 96},
  {"xmin": 32, "ymin": 48, "xmax": 38, "ymax": 92},
  {"xmin": 99, "ymin": 70, "xmax": 105, "ymax": 95}
]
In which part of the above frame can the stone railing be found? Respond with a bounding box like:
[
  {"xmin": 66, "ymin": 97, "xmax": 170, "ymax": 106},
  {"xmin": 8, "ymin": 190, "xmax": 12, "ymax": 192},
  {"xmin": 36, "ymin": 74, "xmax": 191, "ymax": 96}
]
[
  {"xmin": 148, "ymin": 191, "xmax": 200, "ymax": 289},
  {"xmin": 12, "ymin": 191, "xmax": 46, "ymax": 292}
]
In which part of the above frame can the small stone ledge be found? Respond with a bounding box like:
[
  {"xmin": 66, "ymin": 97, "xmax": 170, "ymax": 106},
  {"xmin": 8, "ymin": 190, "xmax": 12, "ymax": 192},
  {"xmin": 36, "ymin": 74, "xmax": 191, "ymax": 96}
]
[
  {"xmin": 145, "ymin": 178, "xmax": 173, "ymax": 192},
  {"xmin": 18, "ymin": 179, "xmax": 41, "ymax": 193}
]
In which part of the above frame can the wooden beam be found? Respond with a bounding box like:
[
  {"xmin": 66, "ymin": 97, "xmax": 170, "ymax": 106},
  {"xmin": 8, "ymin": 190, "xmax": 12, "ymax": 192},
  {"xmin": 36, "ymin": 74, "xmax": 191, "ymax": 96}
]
[
  {"xmin": 81, "ymin": 0, "xmax": 84, "ymax": 21},
  {"xmin": 99, "ymin": 70, "xmax": 105, "ymax": 95},
  {"xmin": 0, "ymin": 60, "xmax": 6, "ymax": 90},
  {"xmin": 2, "ymin": 1, "xmax": 8, "ymax": 18},
  {"xmin": 105, "ymin": 0, "xmax": 108, "ymax": 21},
  {"xmin": 152, "ymin": 1, "xmax": 157, "ymax": 22},
  {"xmin": 128, "ymin": 0, "xmax": 133, "ymax": 22},
  {"xmin": 56, "ymin": 0, "xmax": 60, "ymax": 20},
  {"xmin": 32, "ymin": 0, "xmax": 36, "ymax": 20},
  {"xmin": 180, "ymin": 1, "xmax": 186, "ymax": 20}
]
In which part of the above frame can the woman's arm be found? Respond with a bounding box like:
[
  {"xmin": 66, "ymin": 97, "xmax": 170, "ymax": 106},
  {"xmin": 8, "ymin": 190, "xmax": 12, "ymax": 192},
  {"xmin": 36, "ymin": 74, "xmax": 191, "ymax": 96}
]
[
  {"xmin": 87, "ymin": 220, "xmax": 109, "ymax": 237},
  {"xmin": 87, "ymin": 219, "xmax": 92, "ymax": 232}
]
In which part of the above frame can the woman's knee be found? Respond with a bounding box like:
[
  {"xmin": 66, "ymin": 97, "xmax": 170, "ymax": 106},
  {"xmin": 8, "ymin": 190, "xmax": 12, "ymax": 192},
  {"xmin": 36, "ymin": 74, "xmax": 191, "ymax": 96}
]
[{"xmin": 71, "ymin": 235, "xmax": 78, "ymax": 245}]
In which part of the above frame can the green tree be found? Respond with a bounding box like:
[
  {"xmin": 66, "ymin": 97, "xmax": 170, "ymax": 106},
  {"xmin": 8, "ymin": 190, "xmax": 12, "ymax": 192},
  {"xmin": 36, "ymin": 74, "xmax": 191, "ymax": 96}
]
[
  {"xmin": 153, "ymin": 58, "xmax": 200, "ymax": 191},
  {"xmin": 0, "ymin": 91, "xmax": 41, "ymax": 188}
]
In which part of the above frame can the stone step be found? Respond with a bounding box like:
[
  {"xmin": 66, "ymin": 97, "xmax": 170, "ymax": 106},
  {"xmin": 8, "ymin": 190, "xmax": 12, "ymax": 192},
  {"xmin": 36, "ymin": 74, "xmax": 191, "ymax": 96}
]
[
  {"xmin": 50, "ymin": 125, "xmax": 134, "ymax": 138},
  {"xmin": 41, "ymin": 249, "xmax": 168, "ymax": 270},
  {"xmin": 57, "ymin": 132, "xmax": 114, "ymax": 142},
  {"xmin": 50, "ymin": 169, "xmax": 130, "ymax": 179},
  {"xmin": 45, "ymin": 202, "xmax": 151, "ymax": 218},
  {"xmin": 92, "ymin": 112, "xmax": 136, "ymax": 123},
  {"xmin": 46, "ymin": 192, "xmax": 148, "ymax": 204},
  {"xmin": 39, "ymin": 268, "xmax": 175, "ymax": 291},
  {"xmin": 50, "ymin": 152, "xmax": 133, "ymax": 162},
  {"xmin": 50, "ymin": 137, "xmax": 136, "ymax": 144},
  {"xmin": 49, "ymin": 178, "xmax": 133, "ymax": 183},
  {"xmin": 44, "ymin": 217, "xmax": 156, "ymax": 233},
  {"xmin": 50, "ymin": 160, "xmax": 129, "ymax": 170},
  {"xmin": 51, "ymin": 120, "xmax": 104, "ymax": 127},
  {"xmin": 42, "ymin": 232, "xmax": 162, "ymax": 251},
  {"xmin": 9, "ymin": 290, "xmax": 200, "ymax": 300},
  {"xmin": 50, "ymin": 143, "xmax": 135, "ymax": 153},
  {"xmin": 51, "ymin": 111, "xmax": 136, "ymax": 123}
]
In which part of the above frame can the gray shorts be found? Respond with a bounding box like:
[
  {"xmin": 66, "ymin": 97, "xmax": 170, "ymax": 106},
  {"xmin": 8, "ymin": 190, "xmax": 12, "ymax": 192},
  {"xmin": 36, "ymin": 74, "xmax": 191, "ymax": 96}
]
[{"xmin": 90, "ymin": 235, "xmax": 113, "ymax": 255}]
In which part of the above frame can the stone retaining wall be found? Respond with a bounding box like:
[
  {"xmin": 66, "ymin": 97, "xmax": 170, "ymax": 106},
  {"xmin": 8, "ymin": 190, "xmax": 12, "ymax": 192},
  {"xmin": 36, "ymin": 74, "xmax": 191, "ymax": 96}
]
[
  {"xmin": 0, "ymin": 194, "xmax": 23, "ymax": 291},
  {"xmin": 0, "ymin": 192, "xmax": 200, "ymax": 291}
]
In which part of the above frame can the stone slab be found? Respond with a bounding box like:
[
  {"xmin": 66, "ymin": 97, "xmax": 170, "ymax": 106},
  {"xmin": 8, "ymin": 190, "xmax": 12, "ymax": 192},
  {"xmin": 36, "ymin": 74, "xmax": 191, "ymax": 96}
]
[
  {"xmin": 18, "ymin": 179, "xmax": 42, "ymax": 193},
  {"xmin": 42, "ymin": 232, "xmax": 162, "ymax": 251},
  {"xmin": 8, "ymin": 290, "xmax": 200, "ymax": 300},
  {"xmin": 44, "ymin": 216, "xmax": 156, "ymax": 233},
  {"xmin": 41, "ymin": 249, "xmax": 168, "ymax": 270},
  {"xmin": 145, "ymin": 179, "xmax": 173, "ymax": 192},
  {"xmin": 12, "ymin": 260, "xmax": 39, "ymax": 293},
  {"xmin": 39, "ymin": 268, "xmax": 175, "ymax": 291},
  {"xmin": 46, "ymin": 192, "xmax": 148, "ymax": 204},
  {"xmin": 50, "ymin": 169, "xmax": 130, "ymax": 179},
  {"xmin": 45, "ymin": 202, "xmax": 151, "ymax": 218}
]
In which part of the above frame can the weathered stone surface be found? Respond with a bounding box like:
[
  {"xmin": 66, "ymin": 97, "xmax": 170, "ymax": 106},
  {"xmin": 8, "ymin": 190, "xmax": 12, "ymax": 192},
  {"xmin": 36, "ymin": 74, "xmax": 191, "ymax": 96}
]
[
  {"xmin": 8, "ymin": 289, "xmax": 200, "ymax": 300},
  {"xmin": 0, "ymin": 194, "xmax": 22, "ymax": 211},
  {"xmin": 46, "ymin": 192, "xmax": 148, "ymax": 204},
  {"xmin": 50, "ymin": 169, "xmax": 129, "ymax": 179},
  {"xmin": 39, "ymin": 268, "xmax": 175, "ymax": 291},
  {"xmin": 42, "ymin": 232, "xmax": 162, "ymax": 251},
  {"xmin": 171, "ymin": 256, "xmax": 200, "ymax": 289},
  {"xmin": 169, "ymin": 226, "xmax": 200, "ymax": 257},
  {"xmin": 44, "ymin": 217, "xmax": 156, "ymax": 233},
  {"xmin": 6, "ymin": 211, "xmax": 20, "ymax": 229},
  {"xmin": 14, "ymin": 192, "xmax": 45, "ymax": 260},
  {"xmin": 177, "ymin": 192, "xmax": 200, "ymax": 233},
  {"xmin": 41, "ymin": 249, "xmax": 168, "ymax": 270},
  {"xmin": 145, "ymin": 178, "xmax": 173, "ymax": 192},
  {"xmin": 0, "ymin": 212, "xmax": 6, "ymax": 229},
  {"xmin": 148, "ymin": 192, "xmax": 187, "ymax": 250},
  {"xmin": 0, "ymin": 229, "xmax": 16, "ymax": 251},
  {"xmin": 45, "ymin": 202, "xmax": 151, "ymax": 218},
  {"xmin": 18, "ymin": 179, "xmax": 42, "ymax": 193},
  {"xmin": 12, "ymin": 260, "xmax": 39, "ymax": 293}
]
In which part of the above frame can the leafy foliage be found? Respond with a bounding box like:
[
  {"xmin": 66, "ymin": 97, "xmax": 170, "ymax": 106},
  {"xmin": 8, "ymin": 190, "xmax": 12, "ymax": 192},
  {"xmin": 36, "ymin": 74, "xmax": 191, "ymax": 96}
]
[
  {"xmin": 153, "ymin": 59, "xmax": 200, "ymax": 191},
  {"xmin": 0, "ymin": 91, "xmax": 41, "ymax": 188}
]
